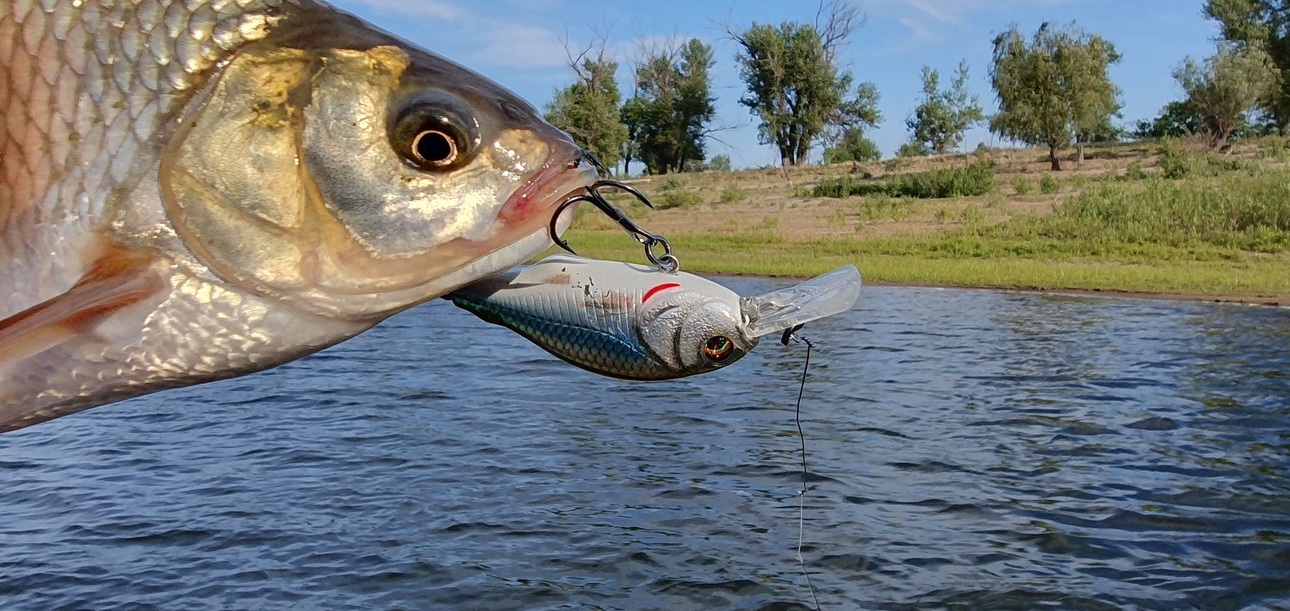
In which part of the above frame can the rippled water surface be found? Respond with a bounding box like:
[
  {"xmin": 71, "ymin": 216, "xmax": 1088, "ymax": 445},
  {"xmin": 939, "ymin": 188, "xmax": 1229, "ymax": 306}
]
[{"xmin": 3, "ymin": 283, "xmax": 1289, "ymax": 610}]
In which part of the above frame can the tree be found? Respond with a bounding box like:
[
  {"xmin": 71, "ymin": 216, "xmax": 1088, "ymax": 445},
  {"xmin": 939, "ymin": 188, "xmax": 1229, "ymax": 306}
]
[
  {"xmin": 1174, "ymin": 43, "xmax": 1280, "ymax": 148},
  {"xmin": 620, "ymin": 97, "xmax": 645, "ymax": 175},
  {"xmin": 1134, "ymin": 101, "xmax": 1206, "ymax": 139},
  {"xmin": 1204, "ymin": 0, "xmax": 1290, "ymax": 132},
  {"xmin": 896, "ymin": 140, "xmax": 931, "ymax": 158},
  {"xmin": 708, "ymin": 154, "xmax": 733, "ymax": 172},
  {"xmin": 545, "ymin": 39, "xmax": 629, "ymax": 172},
  {"xmin": 829, "ymin": 80, "xmax": 882, "ymax": 145},
  {"xmin": 907, "ymin": 61, "xmax": 985, "ymax": 155},
  {"xmin": 731, "ymin": 2, "xmax": 863, "ymax": 169},
  {"xmin": 824, "ymin": 127, "xmax": 881, "ymax": 165},
  {"xmin": 627, "ymin": 38, "xmax": 718, "ymax": 174},
  {"xmin": 988, "ymin": 22, "xmax": 1122, "ymax": 170}
]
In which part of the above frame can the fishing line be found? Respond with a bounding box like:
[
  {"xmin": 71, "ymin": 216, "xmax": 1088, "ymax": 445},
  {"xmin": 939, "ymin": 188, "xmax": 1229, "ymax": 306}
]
[{"xmin": 782, "ymin": 325, "xmax": 822, "ymax": 611}]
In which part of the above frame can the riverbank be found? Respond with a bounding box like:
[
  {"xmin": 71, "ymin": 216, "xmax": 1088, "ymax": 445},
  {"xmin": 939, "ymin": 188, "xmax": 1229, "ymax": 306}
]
[{"xmin": 562, "ymin": 138, "xmax": 1290, "ymax": 304}]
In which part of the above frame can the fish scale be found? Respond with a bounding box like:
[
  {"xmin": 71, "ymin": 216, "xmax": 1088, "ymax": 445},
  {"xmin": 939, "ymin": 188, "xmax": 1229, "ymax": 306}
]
[
  {"xmin": 0, "ymin": 0, "xmax": 293, "ymax": 318},
  {"xmin": 0, "ymin": 0, "xmax": 599, "ymax": 432}
]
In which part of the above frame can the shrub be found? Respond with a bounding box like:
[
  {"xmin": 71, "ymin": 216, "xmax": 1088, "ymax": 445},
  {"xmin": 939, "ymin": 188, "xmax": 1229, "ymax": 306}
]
[
  {"xmin": 720, "ymin": 185, "xmax": 747, "ymax": 203},
  {"xmin": 1159, "ymin": 138, "xmax": 1191, "ymax": 179},
  {"xmin": 1040, "ymin": 174, "xmax": 1060, "ymax": 194},
  {"xmin": 1261, "ymin": 137, "xmax": 1290, "ymax": 161},
  {"xmin": 1123, "ymin": 161, "xmax": 1148, "ymax": 181},
  {"xmin": 655, "ymin": 190, "xmax": 703, "ymax": 209},
  {"xmin": 813, "ymin": 161, "xmax": 995, "ymax": 199},
  {"xmin": 1023, "ymin": 170, "xmax": 1290, "ymax": 251},
  {"xmin": 660, "ymin": 176, "xmax": 686, "ymax": 191},
  {"xmin": 1012, "ymin": 174, "xmax": 1032, "ymax": 195}
]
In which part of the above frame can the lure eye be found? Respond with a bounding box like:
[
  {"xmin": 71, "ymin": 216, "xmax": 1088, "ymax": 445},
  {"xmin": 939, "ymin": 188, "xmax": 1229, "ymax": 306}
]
[{"xmin": 703, "ymin": 336, "xmax": 735, "ymax": 363}]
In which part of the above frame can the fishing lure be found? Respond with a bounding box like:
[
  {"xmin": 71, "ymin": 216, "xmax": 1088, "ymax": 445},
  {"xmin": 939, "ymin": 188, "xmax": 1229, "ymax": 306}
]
[{"xmin": 447, "ymin": 254, "xmax": 861, "ymax": 380}]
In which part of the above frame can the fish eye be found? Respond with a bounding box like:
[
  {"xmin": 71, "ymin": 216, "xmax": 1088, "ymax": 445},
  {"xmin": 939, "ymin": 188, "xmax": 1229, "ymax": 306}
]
[
  {"xmin": 390, "ymin": 93, "xmax": 478, "ymax": 171},
  {"xmin": 703, "ymin": 336, "xmax": 735, "ymax": 363}
]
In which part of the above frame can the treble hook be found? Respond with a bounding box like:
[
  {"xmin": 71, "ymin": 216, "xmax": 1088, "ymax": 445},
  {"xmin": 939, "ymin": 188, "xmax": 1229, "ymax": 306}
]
[{"xmin": 550, "ymin": 179, "xmax": 680, "ymax": 272}]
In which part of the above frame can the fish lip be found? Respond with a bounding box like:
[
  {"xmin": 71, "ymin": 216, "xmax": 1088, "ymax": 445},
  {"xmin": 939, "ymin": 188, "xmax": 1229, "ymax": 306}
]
[{"xmin": 499, "ymin": 152, "xmax": 599, "ymax": 224}]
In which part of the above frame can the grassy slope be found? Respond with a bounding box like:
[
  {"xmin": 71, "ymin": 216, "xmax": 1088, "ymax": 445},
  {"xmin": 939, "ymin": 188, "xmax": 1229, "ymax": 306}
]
[{"xmin": 559, "ymin": 139, "xmax": 1290, "ymax": 303}]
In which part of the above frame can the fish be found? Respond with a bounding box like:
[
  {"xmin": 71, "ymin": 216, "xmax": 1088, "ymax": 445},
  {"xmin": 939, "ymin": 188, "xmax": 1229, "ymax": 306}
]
[
  {"xmin": 0, "ymin": 1, "xmax": 601, "ymax": 433},
  {"xmin": 447, "ymin": 254, "xmax": 863, "ymax": 380}
]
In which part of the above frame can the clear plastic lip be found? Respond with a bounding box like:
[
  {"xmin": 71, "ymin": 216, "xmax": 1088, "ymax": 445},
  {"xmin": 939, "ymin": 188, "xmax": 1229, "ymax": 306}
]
[{"xmin": 740, "ymin": 265, "xmax": 863, "ymax": 338}]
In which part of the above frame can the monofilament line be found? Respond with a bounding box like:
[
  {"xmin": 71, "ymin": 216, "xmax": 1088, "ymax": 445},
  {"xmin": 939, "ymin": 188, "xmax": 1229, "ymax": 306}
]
[{"xmin": 789, "ymin": 332, "xmax": 822, "ymax": 611}]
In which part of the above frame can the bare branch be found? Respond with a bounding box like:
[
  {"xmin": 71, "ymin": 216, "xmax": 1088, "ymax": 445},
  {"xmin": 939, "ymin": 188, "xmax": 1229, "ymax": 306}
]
[
  {"xmin": 816, "ymin": 0, "xmax": 865, "ymax": 63},
  {"xmin": 560, "ymin": 27, "xmax": 615, "ymax": 86}
]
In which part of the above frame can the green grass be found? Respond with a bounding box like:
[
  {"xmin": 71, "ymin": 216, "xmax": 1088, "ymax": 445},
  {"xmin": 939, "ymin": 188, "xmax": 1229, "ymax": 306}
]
[
  {"xmin": 554, "ymin": 231, "xmax": 1290, "ymax": 298},
  {"xmin": 554, "ymin": 149, "xmax": 1290, "ymax": 301},
  {"xmin": 987, "ymin": 171, "xmax": 1290, "ymax": 253}
]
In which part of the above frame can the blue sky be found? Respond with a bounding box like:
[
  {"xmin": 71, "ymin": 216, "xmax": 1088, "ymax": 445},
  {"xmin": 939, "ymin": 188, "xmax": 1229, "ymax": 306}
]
[{"xmin": 329, "ymin": 0, "xmax": 1219, "ymax": 169}]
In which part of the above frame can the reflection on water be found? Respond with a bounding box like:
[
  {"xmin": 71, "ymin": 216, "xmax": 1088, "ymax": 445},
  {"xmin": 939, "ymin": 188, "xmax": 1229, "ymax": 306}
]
[{"xmin": 1, "ymin": 283, "xmax": 1288, "ymax": 609}]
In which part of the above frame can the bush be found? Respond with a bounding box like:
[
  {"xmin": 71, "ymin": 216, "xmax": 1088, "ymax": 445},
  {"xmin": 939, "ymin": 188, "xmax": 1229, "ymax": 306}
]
[
  {"xmin": 1123, "ymin": 161, "xmax": 1148, "ymax": 181},
  {"xmin": 1040, "ymin": 174, "xmax": 1061, "ymax": 194},
  {"xmin": 1159, "ymin": 138, "xmax": 1191, "ymax": 179},
  {"xmin": 655, "ymin": 190, "xmax": 703, "ymax": 209},
  {"xmin": 1261, "ymin": 137, "xmax": 1290, "ymax": 161},
  {"xmin": 1012, "ymin": 174, "xmax": 1032, "ymax": 195},
  {"xmin": 1016, "ymin": 170, "xmax": 1290, "ymax": 251},
  {"xmin": 660, "ymin": 177, "xmax": 686, "ymax": 191},
  {"xmin": 897, "ymin": 141, "xmax": 930, "ymax": 158},
  {"xmin": 719, "ymin": 185, "xmax": 747, "ymax": 203},
  {"xmin": 814, "ymin": 161, "xmax": 995, "ymax": 199}
]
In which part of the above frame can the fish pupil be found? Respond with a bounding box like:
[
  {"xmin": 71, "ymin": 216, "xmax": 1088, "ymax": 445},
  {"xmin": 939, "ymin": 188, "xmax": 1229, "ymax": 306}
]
[{"xmin": 412, "ymin": 129, "xmax": 457, "ymax": 166}]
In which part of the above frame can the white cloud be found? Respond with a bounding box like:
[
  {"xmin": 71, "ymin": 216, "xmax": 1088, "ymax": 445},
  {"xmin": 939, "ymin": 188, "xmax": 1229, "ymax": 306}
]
[
  {"xmin": 866, "ymin": 0, "xmax": 1088, "ymax": 42},
  {"xmin": 471, "ymin": 24, "xmax": 570, "ymax": 69},
  {"xmin": 336, "ymin": 0, "xmax": 466, "ymax": 20},
  {"xmin": 896, "ymin": 16, "xmax": 937, "ymax": 46}
]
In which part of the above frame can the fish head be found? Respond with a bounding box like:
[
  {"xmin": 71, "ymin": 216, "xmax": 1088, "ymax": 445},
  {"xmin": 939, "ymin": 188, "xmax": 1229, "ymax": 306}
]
[
  {"xmin": 160, "ymin": 20, "xmax": 598, "ymax": 322},
  {"xmin": 636, "ymin": 274, "xmax": 760, "ymax": 377}
]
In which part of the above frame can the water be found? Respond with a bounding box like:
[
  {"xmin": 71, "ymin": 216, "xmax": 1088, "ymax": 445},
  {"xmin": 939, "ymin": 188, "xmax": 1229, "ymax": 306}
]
[{"xmin": 2, "ymin": 282, "xmax": 1288, "ymax": 610}]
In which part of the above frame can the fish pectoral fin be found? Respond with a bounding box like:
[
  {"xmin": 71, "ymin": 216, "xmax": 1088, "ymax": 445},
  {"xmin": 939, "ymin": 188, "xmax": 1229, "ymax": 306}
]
[{"xmin": 0, "ymin": 247, "xmax": 166, "ymax": 365}]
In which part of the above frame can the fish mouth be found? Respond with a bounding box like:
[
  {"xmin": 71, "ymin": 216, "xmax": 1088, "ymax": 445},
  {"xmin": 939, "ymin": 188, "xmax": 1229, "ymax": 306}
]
[
  {"xmin": 499, "ymin": 151, "xmax": 600, "ymax": 227},
  {"xmin": 410, "ymin": 148, "xmax": 598, "ymax": 302}
]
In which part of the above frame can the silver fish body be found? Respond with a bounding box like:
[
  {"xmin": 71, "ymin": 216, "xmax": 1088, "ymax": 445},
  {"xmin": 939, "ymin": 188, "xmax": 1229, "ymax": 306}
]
[
  {"xmin": 448, "ymin": 255, "xmax": 863, "ymax": 381},
  {"xmin": 449, "ymin": 255, "xmax": 759, "ymax": 380},
  {"xmin": 0, "ymin": 1, "xmax": 598, "ymax": 432}
]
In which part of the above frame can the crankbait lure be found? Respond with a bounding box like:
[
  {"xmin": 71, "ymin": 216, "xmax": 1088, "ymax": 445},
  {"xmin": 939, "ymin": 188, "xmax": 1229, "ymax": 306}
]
[{"xmin": 447, "ymin": 254, "xmax": 861, "ymax": 380}]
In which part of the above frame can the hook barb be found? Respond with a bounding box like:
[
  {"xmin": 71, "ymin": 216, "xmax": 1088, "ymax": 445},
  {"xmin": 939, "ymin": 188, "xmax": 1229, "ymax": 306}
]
[{"xmin": 547, "ymin": 179, "xmax": 680, "ymax": 272}]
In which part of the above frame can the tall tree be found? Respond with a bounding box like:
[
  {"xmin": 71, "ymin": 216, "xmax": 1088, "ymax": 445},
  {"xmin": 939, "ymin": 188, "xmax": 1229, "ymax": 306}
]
[
  {"xmin": 988, "ymin": 22, "xmax": 1122, "ymax": 170},
  {"xmin": 1204, "ymin": 0, "xmax": 1290, "ymax": 132},
  {"xmin": 545, "ymin": 40, "xmax": 629, "ymax": 171},
  {"xmin": 1135, "ymin": 100, "xmax": 1206, "ymax": 139},
  {"xmin": 907, "ymin": 61, "xmax": 985, "ymax": 155},
  {"xmin": 620, "ymin": 98, "xmax": 645, "ymax": 176},
  {"xmin": 731, "ymin": 2, "xmax": 862, "ymax": 168},
  {"xmin": 627, "ymin": 38, "xmax": 718, "ymax": 174},
  {"xmin": 1175, "ymin": 42, "xmax": 1280, "ymax": 148}
]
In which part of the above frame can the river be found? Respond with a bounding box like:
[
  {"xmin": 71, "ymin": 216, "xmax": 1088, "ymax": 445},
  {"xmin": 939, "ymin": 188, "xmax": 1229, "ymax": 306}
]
[{"xmin": 2, "ymin": 281, "xmax": 1288, "ymax": 610}]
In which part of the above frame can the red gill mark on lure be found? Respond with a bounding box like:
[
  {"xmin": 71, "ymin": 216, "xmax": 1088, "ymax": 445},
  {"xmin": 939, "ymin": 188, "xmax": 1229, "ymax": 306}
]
[{"xmin": 642, "ymin": 283, "xmax": 681, "ymax": 304}]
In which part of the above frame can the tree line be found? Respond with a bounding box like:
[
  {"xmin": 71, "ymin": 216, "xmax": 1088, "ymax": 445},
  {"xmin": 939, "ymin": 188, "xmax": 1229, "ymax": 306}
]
[{"xmin": 545, "ymin": 1, "xmax": 1287, "ymax": 174}]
